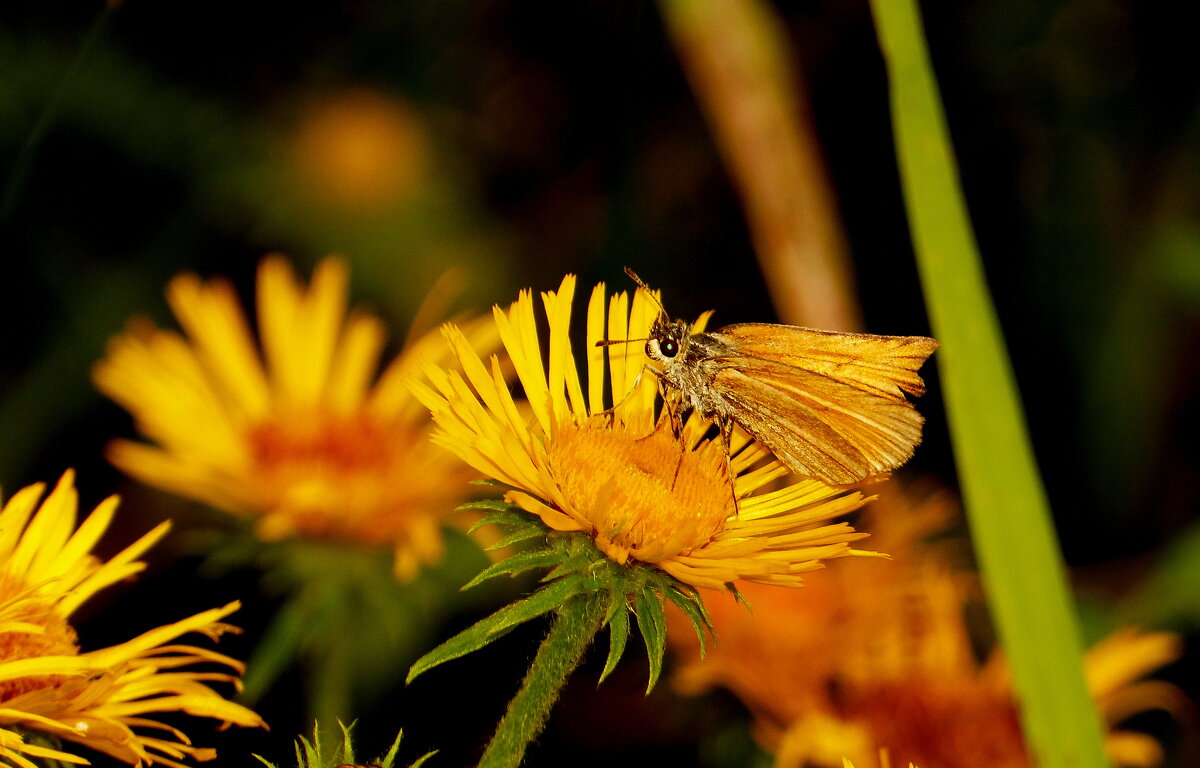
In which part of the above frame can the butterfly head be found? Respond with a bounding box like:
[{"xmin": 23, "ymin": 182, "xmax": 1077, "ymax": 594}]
[{"xmin": 645, "ymin": 317, "xmax": 691, "ymax": 364}]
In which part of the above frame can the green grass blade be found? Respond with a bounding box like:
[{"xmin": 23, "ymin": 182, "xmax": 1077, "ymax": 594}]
[{"xmin": 868, "ymin": 2, "xmax": 1110, "ymax": 767}]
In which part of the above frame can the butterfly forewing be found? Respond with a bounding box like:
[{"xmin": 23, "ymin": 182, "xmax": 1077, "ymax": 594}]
[
  {"xmin": 706, "ymin": 325, "xmax": 937, "ymax": 485},
  {"xmin": 715, "ymin": 323, "xmax": 937, "ymax": 398},
  {"xmin": 622, "ymin": 269, "xmax": 938, "ymax": 486}
]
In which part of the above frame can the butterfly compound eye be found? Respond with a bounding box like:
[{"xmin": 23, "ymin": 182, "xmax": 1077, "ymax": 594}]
[{"xmin": 661, "ymin": 339, "xmax": 678, "ymax": 358}]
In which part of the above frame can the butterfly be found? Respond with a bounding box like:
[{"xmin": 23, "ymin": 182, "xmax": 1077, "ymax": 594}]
[{"xmin": 618, "ymin": 269, "xmax": 938, "ymax": 487}]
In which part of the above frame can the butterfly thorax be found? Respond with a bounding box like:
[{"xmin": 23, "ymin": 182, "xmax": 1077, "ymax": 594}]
[{"xmin": 645, "ymin": 317, "xmax": 738, "ymax": 420}]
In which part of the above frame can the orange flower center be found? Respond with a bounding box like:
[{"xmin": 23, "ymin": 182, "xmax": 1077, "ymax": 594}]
[
  {"xmin": 547, "ymin": 417, "xmax": 736, "ymax": 565},
  {"xmin": 245, "ymin": 410, "xmax": 459, "ymax": 548},
  {"xmin": 840, "ymin": 680, "xmax": 1026, "ymax": 768},
  {"xmin": 0, "ymin": 575, "xmax": 80, "ymax": 702}
]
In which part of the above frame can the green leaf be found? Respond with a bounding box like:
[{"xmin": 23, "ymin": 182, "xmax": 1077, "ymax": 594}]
[
  {"xmin": 409, "ymin": 752, "xmax": 439, "ymax": 768},
  {"xmin": 337, "ymin": 721, "xmax": 355, "ymax": 765},
  {"xmin": 407, "ymin": 575, "xmax": 588, "ymax": 683},
  {"xmin": 467, "ymin": 509, "xmax": 538, "ymax": 535},
  {"xmin": 459, "ymin": 498, "xmax": 524, "ymax": 513},
  {"xmin": 460, "ymin": 547, "xmax": 567, "ymax": 592},
  {"xmin": 664, "ymin": 584, "xmax": 712, "ymax": 657},
  {"xmin": 377, "ymin": 729, "xmax": 404, "ymax": 768},
  {"xmin": 868, "ymin": 2, "xmax": 1110, "ymax": 767},
  {"xmin": 299, "ymin": 734, "xmax": 318, "ymax": 768},
  {"xmin": 634, "ymin": 589, "xmax": 667, "ymax": 692},
  {"xmin": 254, "ymin": 721, "xmax": 435, "ymax": 768},
  {"xmin": 599, "ymin": 591, "xmax": 630, "ymax": 684}
]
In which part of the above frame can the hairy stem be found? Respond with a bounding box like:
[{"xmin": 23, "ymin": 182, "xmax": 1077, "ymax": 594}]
[{"xmin": 477, "ymin": 594, "xmax": 606, "ymax": 768}]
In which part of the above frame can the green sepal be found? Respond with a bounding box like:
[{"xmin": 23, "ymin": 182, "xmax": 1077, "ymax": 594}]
[
  {"xmin": 726, "ymin": 581, "xmax": 751, "ymax": 611},
  {"xmin": 664, "ymin": 583, "xmax": 713, "ymax": 658},
  {"xmin": 489, "ymin": 525, "xmax": 552, "ymax": 550},
  {"xmin": 634, "ymin": 589, "xmax": 667, "ymax": 692},
  {"xmin": 460, "ymin": 498, "xmax": 524, "ymax": 514},
  {"xmin": 541, "ymin": 548, "xmax": 598, "ymax": 582},
  {"xmin": 409, "ymin": 752, "xmax": 439, "ymax": 768},
  {"xmin": 337, "ymin": 721, "xmax": 355, "ymax": 765},
  {"xmin": 598, "ymin": 590, "xmax": 630, "ymax": 684},
  {"xmin": 296, "ymin": 731, "xmax": 313, "ymax": 767},
  {"xmin": 417, "ymin": 499, "xmax": 717, "ymax": 695},
  {"xmin": 252, "ymin": 721, "xmax": 436, "ymax": 768},
  {"xmin": 461, "ymin": 548, "xmax": 569, "ymax": 592},
  {"xmin": 466, "ymin": 510, "xmax": 535, "ymax": 536},
  {"xmin": 407, "ymin": 574, "xmax": 589, "ymax": 683}
]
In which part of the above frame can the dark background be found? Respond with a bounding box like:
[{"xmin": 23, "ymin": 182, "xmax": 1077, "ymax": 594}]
[{"xmin": 2, "ymin": 1, "xmax": 1198, "ymax": 765}]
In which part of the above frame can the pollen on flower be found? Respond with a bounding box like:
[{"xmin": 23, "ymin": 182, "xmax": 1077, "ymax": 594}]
[
  {"xmin": 549, "ymin": 417, "xmax": 735, "ymax": 566},
  {"xmin": 0, "ymin": 577, "xmax": 80, "ymax": 701}
]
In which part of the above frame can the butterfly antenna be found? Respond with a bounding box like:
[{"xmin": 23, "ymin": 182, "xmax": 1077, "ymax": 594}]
[
  {"xmin": 595, "ymin": 336, "xmax": 648, "ymax": 348},
  {"xmin": 624, "ymin": 267, "xmax": 669, "ymax": 319}
]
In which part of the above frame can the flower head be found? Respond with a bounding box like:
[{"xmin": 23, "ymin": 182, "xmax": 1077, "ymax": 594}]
[
  {"xmin": 0, "ymin": 471, "xmax": 264, "ymax": 768},
  {"xmin": 412, "ymin": 274, "xmax": 876, "ymax": 591},
  {"xmin": 94, "ymin": 256, "xmax": 493, "ymax": 579},
  {"xmin": 669, "ymin": 483, "xmax": 1184, "ymax": 768}
]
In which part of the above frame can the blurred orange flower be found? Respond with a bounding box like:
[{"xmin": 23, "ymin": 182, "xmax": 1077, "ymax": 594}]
[
  {"xmin": 94, "ymin": 256, "xmax": 495, "ymax": 579},
  {"xmin": 290, "ymin": 89, "xmax": 428, "ymax": 210},
  {"xmin": 670, "ymin": 483, "xmax": 1184, "ymax": 768}
]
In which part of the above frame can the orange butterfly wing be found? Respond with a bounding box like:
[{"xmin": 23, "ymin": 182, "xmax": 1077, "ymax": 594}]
[{"xmin": 710, "ymin": 324, "xmax": 938, "ymax": 485}]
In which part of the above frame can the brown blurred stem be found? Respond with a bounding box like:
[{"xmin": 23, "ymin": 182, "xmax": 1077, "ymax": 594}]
[{"xmin": 659, "ymin": 0, "xmax": 862, "ymax": 331}]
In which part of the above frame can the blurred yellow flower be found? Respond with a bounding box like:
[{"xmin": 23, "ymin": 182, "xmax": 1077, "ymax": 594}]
[
  {"xmin": 0, "ymin": 471, "xmax": 264, "ymax": 768},
  {"xmin": 94, "ymin": 256, "xmax": 493, "ymax": 579},
  {"xmin": 669, "ymin": 484, "xmax": 1184, "ymax": 768},
  {"xmin": 412, "ymin": 274, "xmax": 879, "ymax": 591}
]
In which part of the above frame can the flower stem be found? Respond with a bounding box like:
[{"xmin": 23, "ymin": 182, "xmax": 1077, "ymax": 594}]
[{"xmin": 477, "ymin": 593, "xmax": 607, "ymax": 768}]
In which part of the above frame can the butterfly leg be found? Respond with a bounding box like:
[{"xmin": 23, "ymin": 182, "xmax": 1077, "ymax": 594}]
[
  {"xmin": 719, "ymin": 416, "xmax": 741, "ymax": 516},
  {"xmin": 652, "ymin": 382, "xmax": 689, "ymax": 490},
  {"xmin": 596, "ymin": 364, "xmax": 673, "ymax": 426},
  {"xmin": 595, "ymin": 365, "xmax": 648, "ymax": 424}
]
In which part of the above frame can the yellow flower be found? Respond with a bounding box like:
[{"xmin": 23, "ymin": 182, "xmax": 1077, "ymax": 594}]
[
  {"xmin": 0, "ymin": 471, "xmax": 264, "ymax": 768},
  {"xmin": 669, "ymin": 483, "xmax": 1183, "ymax": 768},
  {"xmin": 93, "ymin": 256, "xmax": 493, "ymax": 579},
  {"xmin": 411, "ymin": 274, "xmax": 877, "ymax": 591}
]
